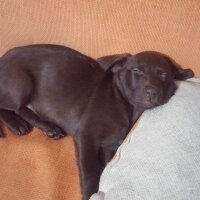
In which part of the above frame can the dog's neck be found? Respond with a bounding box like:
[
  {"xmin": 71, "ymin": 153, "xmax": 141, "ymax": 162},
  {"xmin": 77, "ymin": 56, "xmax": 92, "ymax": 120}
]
[{"xmin": 112, "ymin": 71, "xmax": 144, "ymax": 125}]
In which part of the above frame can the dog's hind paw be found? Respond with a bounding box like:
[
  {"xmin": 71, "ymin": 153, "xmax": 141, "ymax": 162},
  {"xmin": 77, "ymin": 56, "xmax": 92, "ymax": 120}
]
[
  {"xmin": 43, "ymin": 124, "xmax": 67, "ymax": 140},
  {"xmin": 8, "ymin": 119, "xmax": 32, "ymax": 136},
  {"xmin": 0, "ymin": 128, "xmax": 5, "ymax": 137},
  {"xmin": 0, "ymin": 110, "xmax": 32, "ymax": 136}
]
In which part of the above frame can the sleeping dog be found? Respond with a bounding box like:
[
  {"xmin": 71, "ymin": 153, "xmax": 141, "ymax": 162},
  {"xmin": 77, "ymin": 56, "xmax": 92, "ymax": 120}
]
[{"xmin": 0, "ymin": 44, "xmax": 194, "ymax": 199}]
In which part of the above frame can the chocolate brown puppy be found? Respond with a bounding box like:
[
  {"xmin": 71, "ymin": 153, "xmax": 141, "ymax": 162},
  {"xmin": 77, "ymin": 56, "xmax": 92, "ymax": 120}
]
[{"xmin": 0, "ymin": 45, "xmax": 194, "ymax": 199}]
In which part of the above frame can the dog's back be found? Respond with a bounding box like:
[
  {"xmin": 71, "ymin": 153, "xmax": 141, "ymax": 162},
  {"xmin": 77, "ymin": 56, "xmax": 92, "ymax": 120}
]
[{"xmin": 0, "ymin": 44, "xmax": 104, "ymax": 134}]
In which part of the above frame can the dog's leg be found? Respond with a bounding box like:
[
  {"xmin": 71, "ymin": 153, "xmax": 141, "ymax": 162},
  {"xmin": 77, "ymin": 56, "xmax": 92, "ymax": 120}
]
[
  {"xmin": 99, "ymin": 146, "xmax": 117, "ymax": 166},
  {"xmin": 16, "ymin": 107, "xmax": 66, "ymax": 139},
  {"xmin": 0, "ymin": 126, "xmax": 4, "ymax": 137},
  {"xmin": 0, "ymin": 109, "xmax": 32, "ymax": 136},
  {"xmin": 99, "ymin": 140, "xmax": 124, "ymax": 166},
  {"xmin": 75, "ymin": 136, "xmax": 103, "ymax": 200},
  {"xmin": 0, "ymin": 72, "xmax": 66, "ymax": 139}
]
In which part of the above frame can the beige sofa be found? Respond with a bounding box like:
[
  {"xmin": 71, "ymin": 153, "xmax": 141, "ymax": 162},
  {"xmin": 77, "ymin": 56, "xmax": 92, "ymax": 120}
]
[{"xmin": 0, "ymin": 1, "xmax": 199, "ymax": 200}]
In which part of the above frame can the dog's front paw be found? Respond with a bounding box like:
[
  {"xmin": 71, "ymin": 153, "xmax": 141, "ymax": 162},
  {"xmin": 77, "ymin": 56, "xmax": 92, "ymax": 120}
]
[{"xmin": 43, "ymin": 124, "xmax": 67, "ymax": 140}]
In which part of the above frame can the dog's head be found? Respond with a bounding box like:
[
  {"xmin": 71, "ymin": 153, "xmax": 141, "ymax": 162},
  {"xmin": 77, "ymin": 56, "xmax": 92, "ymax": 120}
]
[{"xmin": 97, "ymin": 51, "xmax": 194, "ymax": 109}]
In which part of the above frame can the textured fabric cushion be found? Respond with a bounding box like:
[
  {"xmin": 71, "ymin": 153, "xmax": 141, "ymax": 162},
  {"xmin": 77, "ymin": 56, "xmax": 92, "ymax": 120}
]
[{"xmin": 90, "ymin": 78, "xmax": 200, "ymax": 200}]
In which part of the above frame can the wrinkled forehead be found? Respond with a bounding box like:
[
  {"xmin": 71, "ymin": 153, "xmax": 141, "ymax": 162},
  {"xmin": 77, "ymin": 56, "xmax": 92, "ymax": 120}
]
[{"xmin": 126, "ymin": 52, "xmax": 172, "ymax": 72}]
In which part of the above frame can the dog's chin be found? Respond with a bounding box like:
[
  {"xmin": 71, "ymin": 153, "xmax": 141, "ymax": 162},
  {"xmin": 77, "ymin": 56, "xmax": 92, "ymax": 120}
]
[{"xmin": 134, "ymin": 99, "xmax": 161, "ymax": 110}]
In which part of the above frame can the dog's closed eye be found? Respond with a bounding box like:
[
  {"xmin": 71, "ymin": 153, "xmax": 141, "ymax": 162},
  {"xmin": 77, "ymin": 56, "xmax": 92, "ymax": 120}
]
[{"xmin": 157, "ymin": 70, "xmax": 168, "ymax": 81}]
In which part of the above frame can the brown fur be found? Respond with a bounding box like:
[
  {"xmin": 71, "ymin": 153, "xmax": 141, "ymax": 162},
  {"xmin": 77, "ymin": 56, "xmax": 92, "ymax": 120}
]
[{"xmin": 0, "ymin": 45, "xmax": 194, "ymax": 199}]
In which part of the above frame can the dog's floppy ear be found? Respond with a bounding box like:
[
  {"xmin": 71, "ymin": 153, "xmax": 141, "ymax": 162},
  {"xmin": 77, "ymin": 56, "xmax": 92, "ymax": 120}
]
[
  {"xmin": 97, "ymin": 53, "xmax": 131, "ymax": 72},
  {"xmin": 163, "ymin": 55, "xmax": 194, "ymax": 80},
  {"xmin": 173, "ymin": 66, "xmax": 194, "ymax": 80}
]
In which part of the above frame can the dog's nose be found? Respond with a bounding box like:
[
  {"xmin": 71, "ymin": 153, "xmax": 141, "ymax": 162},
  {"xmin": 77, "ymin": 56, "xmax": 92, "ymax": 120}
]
[{"xmin": 145, "ymin": 87, "xmax": 157, "ymax": 100}]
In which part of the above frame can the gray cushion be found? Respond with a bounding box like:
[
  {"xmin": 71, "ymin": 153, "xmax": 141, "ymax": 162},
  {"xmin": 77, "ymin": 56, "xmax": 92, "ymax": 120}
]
[{"xmin": 90, "ymin": 78, "xmax": 200, "ymax": 200}]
